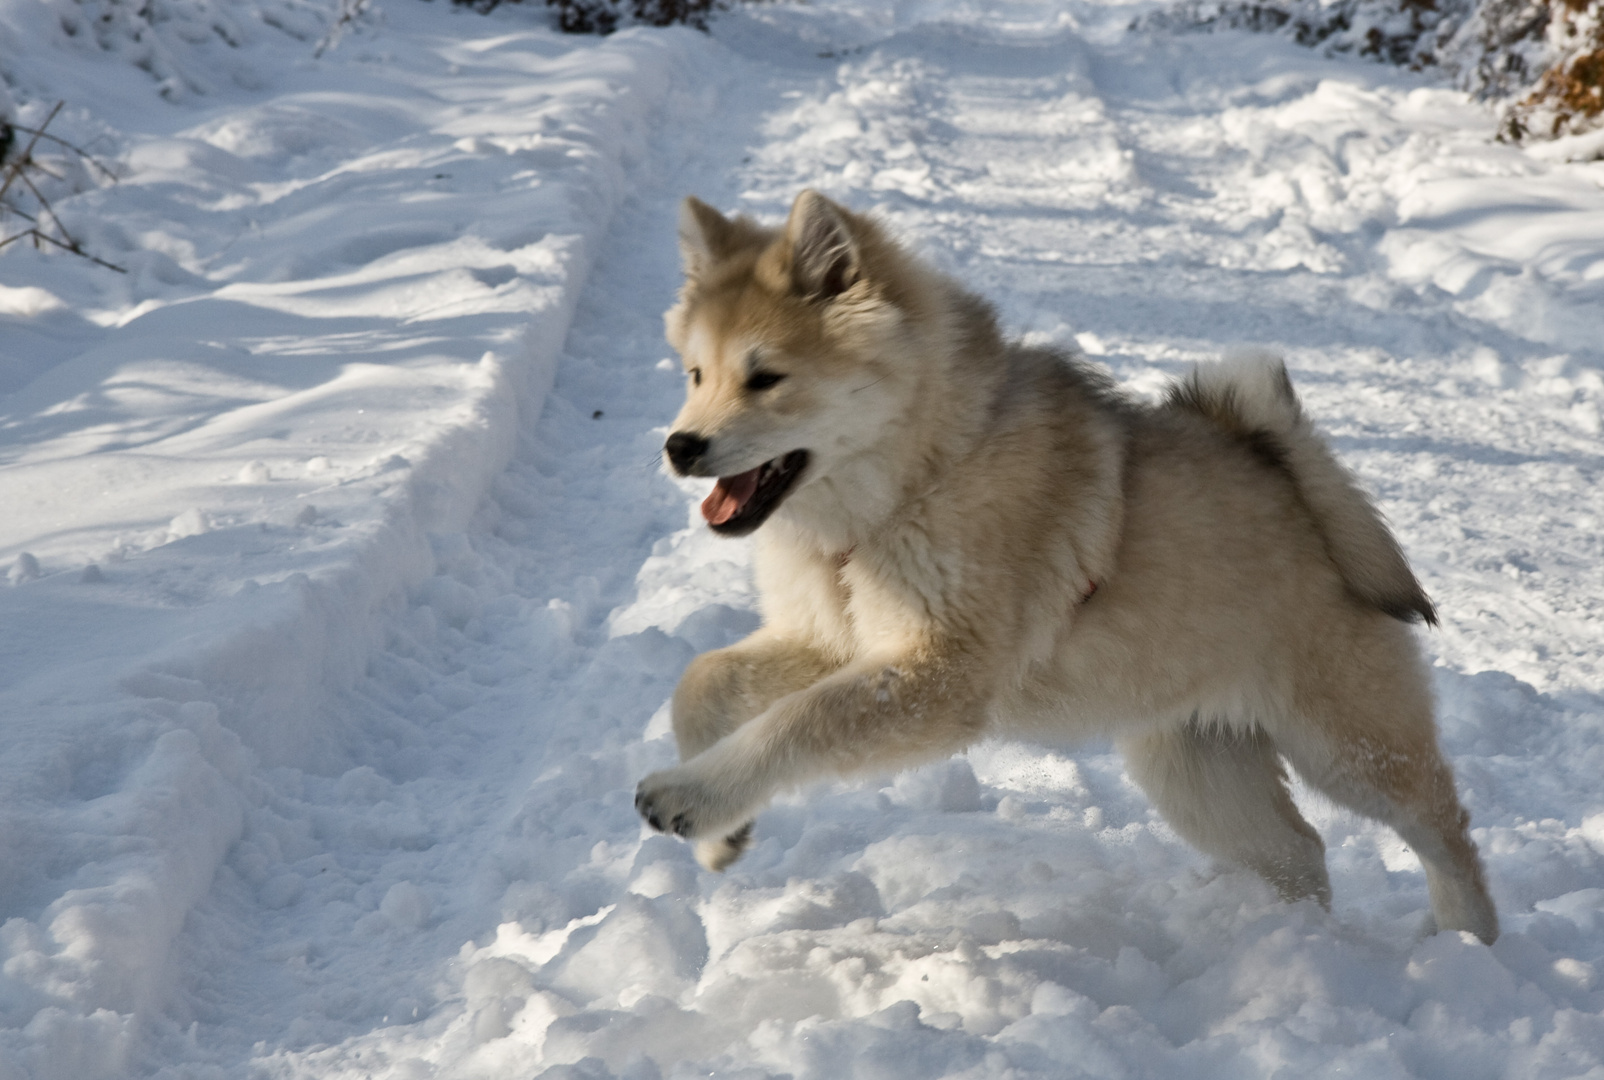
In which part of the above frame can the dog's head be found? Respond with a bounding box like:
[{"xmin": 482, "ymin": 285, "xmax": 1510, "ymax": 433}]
[{"xmin": 662, "ymin": 190, "xmax": 915, "ymax": 537}]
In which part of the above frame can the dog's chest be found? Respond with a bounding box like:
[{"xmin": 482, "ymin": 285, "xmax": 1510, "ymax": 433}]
[{"xmin": 834, "ymin": 546, "xmax": 949, "ymax": 656}]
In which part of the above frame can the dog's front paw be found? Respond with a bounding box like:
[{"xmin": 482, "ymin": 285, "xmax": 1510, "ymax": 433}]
[{"xmin": 634, "ymin": 767, "xmax": 744, "ymax": 840}]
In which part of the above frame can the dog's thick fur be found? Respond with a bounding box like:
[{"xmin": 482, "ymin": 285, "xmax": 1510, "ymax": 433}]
[{"xmin": 634, "ymin": 190, "xmax": 1498, "ymax": 944}]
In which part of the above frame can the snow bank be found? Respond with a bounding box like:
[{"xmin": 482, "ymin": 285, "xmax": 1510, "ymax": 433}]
[{"xmin": 0, "ymin": 3, "xmax": 704, "ymax": 1072}]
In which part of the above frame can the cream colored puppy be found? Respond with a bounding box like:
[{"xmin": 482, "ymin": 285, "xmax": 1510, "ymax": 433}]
[{"xmin": 634, "ymin": 189, "xmax": 1497, "ymax": 944}]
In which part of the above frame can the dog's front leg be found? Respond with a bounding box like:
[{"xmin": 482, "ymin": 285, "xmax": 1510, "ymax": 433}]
[
  {"xmin": 663, "ymin": 632, "xmax": 844, "ymax": 871},
  {"xmin": 637, "ymin": 647, "xmax": 988, "ymax": 844},
  {"xmin": 672, "ymin": 632, "xmax": 842, "ymax": 759}
]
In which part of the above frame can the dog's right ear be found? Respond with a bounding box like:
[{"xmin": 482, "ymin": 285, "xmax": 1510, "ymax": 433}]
[
  {"xmin": 784, "ymin": 189, "xmax": 859, "ymax": 301},
  {"xmin": 678, "ymin": 196, "xmax": 735, "ymax": 281}
]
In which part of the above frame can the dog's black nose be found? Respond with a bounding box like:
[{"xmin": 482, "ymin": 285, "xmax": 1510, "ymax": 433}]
[{"xmin": 664, "ymin": 431, "xmax": 709, "ymax": 475}]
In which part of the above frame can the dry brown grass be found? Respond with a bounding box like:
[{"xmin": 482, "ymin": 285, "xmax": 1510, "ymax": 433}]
[{"xmin": 0, "ymin": 101, "xmax": 124, "ymax": 272}]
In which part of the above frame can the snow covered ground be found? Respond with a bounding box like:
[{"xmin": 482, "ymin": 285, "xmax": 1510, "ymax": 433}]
[{"xmin": 0, "ymin": 0, "xmax": 1602, "ymax": 1075}]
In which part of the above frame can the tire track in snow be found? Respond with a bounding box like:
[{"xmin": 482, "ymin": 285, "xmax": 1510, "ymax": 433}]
[
  {"xmin": 0, "ymin": 19, "xmax": 730, "ymax": 1079},
  {"xmin": 157, "ymin": 28, "xmax": 790, "ymax": 1078}
]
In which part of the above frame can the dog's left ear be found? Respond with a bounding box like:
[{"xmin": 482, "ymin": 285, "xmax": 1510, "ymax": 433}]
[
  {"xmin": 784, "ymin": 190, "xmax": 860, "ymax": 300},
  {"xmin": 679, "ymin": 196, "xmax": 737, "ymax": 281}
]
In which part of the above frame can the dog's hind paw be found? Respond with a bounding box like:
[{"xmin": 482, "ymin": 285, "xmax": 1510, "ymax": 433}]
[{"xmin": 695, "ymin": 822, "xmax": 754, "ymax": 872}]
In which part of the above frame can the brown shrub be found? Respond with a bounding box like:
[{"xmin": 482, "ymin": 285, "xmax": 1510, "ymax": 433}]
[{"xmin": 1506, "ymin": 0, "xmax": 1604, "ymax": 137}]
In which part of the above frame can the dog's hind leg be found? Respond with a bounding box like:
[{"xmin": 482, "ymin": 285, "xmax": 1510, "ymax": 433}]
[
  {"xmin": 671, "ymin": 633, "xmax": 840, "ymax": 871},
  {"xmin": 1276, "ymin": 661, "xmax": 1498, "ymax": 943},
  {"xmin": 1119, "ymin": 719, "xmax": 1332, "ymax": 908}
]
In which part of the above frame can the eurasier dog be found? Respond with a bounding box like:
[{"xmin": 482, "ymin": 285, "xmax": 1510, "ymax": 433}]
[{"xmin": 634, "ymin": 189, "xmax": 1497, "ymax": 944}]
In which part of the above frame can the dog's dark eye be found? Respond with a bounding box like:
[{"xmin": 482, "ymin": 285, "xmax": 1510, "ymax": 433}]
[
  {"xmin": 746, "ymin": 370, "xmax": 786, "ymax": 392},
  {"xmin": 689, "ymin": 367, "xmax": 702, "ymax": 387}
]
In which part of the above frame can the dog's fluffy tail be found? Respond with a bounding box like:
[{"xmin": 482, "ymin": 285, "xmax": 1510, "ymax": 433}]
[{"xmin": 1167, "ymin": 349, "xmax": 1437, "ymax": 625}]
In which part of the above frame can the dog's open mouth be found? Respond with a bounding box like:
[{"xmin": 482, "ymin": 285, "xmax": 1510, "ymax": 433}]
[{"xmin": 701, "ymin": 450, "xmax": 809, "ymax": 536}]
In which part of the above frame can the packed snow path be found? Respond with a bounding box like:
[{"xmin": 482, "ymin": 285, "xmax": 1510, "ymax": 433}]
[{"xmin": 3, "ymin": 0, "xmax": 1604, "ymax": 1076}]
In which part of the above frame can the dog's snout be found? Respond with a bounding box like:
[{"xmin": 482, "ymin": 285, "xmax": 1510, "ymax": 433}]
[{"xmin": 664, "ymin": 431, "xmax": 709, "ymax": 475}]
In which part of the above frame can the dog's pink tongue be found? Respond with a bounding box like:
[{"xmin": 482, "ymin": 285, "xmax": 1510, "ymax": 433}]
[{"xmin": 702, "ymin": 467, "xmax": 761, "ymax": 525}]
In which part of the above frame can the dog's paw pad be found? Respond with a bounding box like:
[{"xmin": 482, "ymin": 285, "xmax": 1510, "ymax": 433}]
[
  {"xmin": 634, "ymin": 787, "xmax": 666, "ymax": 833},
  {"xmin": 635, "ymin": 772, "xmax": 712, "ymax": 839},
  {"xmin": 637, "ymin": 767, "xmax": 754, "ymax": 844}
]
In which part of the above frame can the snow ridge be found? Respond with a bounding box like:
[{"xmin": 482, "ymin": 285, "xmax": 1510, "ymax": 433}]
[{"xmin": 0, "ymin": 8, "xmax": 703, "ymax": 1074}]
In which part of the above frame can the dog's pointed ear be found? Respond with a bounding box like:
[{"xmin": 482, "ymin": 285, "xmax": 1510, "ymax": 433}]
[
  {"xmin": 679, "ymin": 196, "xmax": 735, "ymax": 280},
  {"xmin": 784, "ymin": 190, "xmax": 860, "ymax": 300}
]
